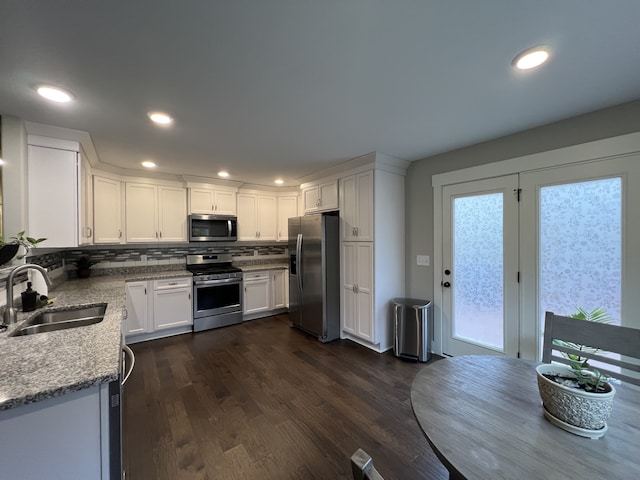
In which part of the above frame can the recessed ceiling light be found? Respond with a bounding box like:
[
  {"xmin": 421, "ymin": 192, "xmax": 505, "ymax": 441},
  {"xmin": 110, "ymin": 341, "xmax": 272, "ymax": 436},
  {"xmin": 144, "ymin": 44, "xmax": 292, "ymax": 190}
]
[
  {"xmin": 36, "ymin": 85, "xmax": 73, "ymax": 103},
  {"xmin": 142, "ymin": 161, "xmax": 156, "ymax": 168},
  {"xmin": 218, "ymin": 171, "xmax": 230, "ymax": 178},
  {"xmin": 513, "ymin": 47, "xmax": 550, "ymax": 70},
  {"xmin": 274, "ymin": 179, "xmax": 284, "ymax": 185},
  {"xmin": 148, "ymin": 112, "xmax": 174, "ymax": 125}
]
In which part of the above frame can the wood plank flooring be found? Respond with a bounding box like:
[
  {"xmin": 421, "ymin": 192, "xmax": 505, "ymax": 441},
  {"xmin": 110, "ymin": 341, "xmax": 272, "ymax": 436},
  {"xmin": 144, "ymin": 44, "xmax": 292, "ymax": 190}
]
[{"xmin": 123, "ymin": 314, "xmax": 448, "ymax": 480}]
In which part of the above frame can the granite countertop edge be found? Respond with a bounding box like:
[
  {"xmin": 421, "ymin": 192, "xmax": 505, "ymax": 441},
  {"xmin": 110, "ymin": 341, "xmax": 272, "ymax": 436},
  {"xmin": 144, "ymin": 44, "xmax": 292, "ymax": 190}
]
[
  {"xmin": 0, "ymin": 269, "xmax": 191, "ymax": 411},
  {"xmin": 238, "ymin": 263, "xmax": 288, "ymax": 272}
]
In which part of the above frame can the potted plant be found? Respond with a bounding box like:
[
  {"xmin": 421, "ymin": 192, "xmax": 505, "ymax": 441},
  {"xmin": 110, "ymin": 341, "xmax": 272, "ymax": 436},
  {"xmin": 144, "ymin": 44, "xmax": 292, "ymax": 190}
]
[
  {"xmin": 73, "ymin": 255, "xmax": 98, "ymax": 278},
  {"xmin": 0, "ymin": 231, "xmax": 47, "ymax": 266},
  {"xmin": 536, "ymin": 308, "xmax": 615, "ymax": 438}
]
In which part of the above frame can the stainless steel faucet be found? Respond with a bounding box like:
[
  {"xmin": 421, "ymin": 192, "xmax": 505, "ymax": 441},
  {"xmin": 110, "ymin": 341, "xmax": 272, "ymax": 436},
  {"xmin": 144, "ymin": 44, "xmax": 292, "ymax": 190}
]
[{"xmin": 3, "ymin": 264, "xmax": 52, "ymax": 325}]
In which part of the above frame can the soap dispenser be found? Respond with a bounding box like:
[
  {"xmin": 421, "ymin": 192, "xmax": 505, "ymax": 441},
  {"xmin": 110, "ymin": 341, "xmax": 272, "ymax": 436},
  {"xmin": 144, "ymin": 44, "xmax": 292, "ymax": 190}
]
[{"xmin": 21, "ymin": 282, "xmax": 38, "ymax": 312}]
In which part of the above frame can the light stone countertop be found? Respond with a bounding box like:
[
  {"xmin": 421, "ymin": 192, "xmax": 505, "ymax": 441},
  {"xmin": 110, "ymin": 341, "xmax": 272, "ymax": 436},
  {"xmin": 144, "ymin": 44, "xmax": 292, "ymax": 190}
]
[
  {"xmin": 0, "ymin": 269, "xmax": 191, "ymax": 411},
  {"xmin": 239, "ymin": 263, "xmax": 288, "ymax": 272}
]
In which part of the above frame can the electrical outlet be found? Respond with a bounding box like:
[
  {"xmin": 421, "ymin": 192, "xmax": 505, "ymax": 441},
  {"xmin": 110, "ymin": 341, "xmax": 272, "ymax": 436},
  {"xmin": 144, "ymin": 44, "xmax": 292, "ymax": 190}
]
[{"xmin": 416, "ymin": 255, "xmax": 430, "ymax": 266}]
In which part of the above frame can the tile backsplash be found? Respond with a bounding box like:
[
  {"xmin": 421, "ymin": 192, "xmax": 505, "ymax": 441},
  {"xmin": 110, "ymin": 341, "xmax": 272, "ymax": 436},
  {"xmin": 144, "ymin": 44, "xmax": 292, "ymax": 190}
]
[{"xmin": 27, "ymin": 242, "xmax": 288, "ymax": 278}]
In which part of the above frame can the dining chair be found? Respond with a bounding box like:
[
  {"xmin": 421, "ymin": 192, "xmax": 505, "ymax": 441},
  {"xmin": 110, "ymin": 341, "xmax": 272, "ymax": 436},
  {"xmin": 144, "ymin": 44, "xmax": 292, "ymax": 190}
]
[
  {"xmin": 351, "ymin": 448, "xmax": 385, "ymax": 480},
  {"xmin": 542, "ymin": 311, "xmax": 640, "ymax": 386}
]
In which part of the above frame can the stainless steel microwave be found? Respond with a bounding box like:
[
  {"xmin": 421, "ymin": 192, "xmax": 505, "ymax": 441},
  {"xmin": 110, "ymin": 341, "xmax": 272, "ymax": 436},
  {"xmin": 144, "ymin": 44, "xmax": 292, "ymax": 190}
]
[{"xmin": 188, "ymin": 214, "xmax": 237, "ymax": 241}]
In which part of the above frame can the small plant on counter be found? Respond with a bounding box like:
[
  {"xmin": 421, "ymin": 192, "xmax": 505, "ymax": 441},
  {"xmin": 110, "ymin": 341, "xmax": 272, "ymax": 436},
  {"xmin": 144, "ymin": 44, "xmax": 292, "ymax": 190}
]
[{"xmin": 73, "ymin": 255, "xmax": 99, "ymax": 278}]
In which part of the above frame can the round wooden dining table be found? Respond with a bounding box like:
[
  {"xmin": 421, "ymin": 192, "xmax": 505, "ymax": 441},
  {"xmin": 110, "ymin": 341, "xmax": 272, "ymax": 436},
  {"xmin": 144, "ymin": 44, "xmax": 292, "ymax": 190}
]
[{"xmin": 410, "ymin": 355, "xmax": 640, "ymax": 480}]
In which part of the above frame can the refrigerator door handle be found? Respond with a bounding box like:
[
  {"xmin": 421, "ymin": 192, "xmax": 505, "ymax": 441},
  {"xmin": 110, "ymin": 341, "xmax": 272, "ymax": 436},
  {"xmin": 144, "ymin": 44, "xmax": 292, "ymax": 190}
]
[{"xmin": 296, "ymin": 233, "xmax": 303, "ymax": 292}]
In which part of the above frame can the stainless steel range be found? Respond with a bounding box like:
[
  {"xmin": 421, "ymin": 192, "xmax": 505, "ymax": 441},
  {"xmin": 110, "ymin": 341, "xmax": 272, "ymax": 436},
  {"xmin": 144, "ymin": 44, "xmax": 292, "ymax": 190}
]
[{"xmin": 186, "ymin": 254, "xmax": 243, "ymax": 332}]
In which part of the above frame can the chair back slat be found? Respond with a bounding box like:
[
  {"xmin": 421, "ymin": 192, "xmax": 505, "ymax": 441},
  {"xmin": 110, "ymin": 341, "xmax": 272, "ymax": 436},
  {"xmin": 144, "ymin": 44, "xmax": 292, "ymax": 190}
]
[{"xmin": 542, "ymin": 312, "xmax": 640, "ymax": 386}]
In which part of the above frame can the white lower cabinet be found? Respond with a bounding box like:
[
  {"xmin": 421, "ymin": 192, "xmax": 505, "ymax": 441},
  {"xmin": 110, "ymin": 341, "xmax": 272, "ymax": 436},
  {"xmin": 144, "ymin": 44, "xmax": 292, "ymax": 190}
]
[
  {"xmin": 341, "ymin": 242, "xmax": 374, "ymax": 343},
  {"xmin": 243, "ymin": 272, "xmax": 271, "ymax": 316},
  {"xmin": 271, "ymin": 269, "xmax": 287, "ymax": 310},
  {"xmin": 124, "ymin": 277, "xmax": 192, "ymax": 342},
  {"xmin": 152, "ymin": 278, "xmax": 193, "ymax": 330},
  {"xmin": 243, "ymin": 269, "xmax": 289, "ymax": 320},
  {"xmin": 124, "ymin": 281, "xmax": 149, "ymax": 336},
  {"xmin": 0, "ymin": 383, "xmax": 114, "ymax": 479}
]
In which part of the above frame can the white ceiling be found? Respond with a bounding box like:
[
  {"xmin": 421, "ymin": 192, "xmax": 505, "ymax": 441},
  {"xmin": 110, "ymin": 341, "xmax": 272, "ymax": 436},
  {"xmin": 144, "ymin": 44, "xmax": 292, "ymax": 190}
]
[{"xmin": 1, "ymin": 1, "xmax": 640, "ymax": 187}]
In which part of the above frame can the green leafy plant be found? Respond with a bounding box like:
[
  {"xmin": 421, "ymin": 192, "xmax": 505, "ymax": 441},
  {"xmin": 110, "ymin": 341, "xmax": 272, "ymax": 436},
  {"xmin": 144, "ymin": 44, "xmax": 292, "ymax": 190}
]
[
  {"xmin": 73, "ymin": 255, "xmax": 98, "ymax": 270},
  {"xmin": 0, "ymin": 231, "xmax": 47, "ymax": 259},
  {"xmin": 553, "ymin": 307, "xmax": 613, "ymax": 393}
]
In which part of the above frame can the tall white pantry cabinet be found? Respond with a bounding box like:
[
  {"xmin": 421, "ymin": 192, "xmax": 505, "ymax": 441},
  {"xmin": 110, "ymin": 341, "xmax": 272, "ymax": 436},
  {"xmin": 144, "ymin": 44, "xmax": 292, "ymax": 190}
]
[{"xmin": 339, "ymin": 167, "xmax": 405, "ymax": 352}]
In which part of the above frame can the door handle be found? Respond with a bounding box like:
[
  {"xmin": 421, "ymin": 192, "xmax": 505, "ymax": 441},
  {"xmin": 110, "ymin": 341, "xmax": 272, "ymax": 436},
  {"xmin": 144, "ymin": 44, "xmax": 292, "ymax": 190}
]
[{"xmin": 122, "ymin": 344, "xmax": 135, "ymax": 386}]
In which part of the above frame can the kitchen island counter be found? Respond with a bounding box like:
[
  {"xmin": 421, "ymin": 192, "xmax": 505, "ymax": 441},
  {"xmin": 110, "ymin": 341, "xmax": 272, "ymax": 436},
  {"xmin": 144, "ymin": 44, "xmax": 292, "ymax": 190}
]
[{"xmin": 0, "ymin": 269, "xmax": 190, "ymax": 411}]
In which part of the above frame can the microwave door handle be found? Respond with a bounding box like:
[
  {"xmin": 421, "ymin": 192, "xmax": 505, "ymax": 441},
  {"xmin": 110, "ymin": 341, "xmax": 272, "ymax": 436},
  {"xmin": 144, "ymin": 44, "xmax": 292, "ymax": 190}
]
[
  {"xmin": 297, "ymin": 233, "xmax": 303, "ymax": 292},
  {"xmin": 228, "ymin": 220, "xmax": 232, "ymax": 238}
]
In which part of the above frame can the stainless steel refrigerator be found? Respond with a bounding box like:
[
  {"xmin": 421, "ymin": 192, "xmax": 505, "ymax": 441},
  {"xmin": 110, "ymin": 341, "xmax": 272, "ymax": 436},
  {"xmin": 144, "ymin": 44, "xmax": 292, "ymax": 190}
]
[{"xmin": 288, "ymin": 214, "xmax": 340, "ymax": 342}]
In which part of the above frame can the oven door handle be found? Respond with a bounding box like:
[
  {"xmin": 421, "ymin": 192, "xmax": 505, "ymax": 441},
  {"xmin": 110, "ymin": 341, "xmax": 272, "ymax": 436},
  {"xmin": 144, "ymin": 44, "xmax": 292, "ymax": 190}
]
[
  {"xmin": 194, "ymin": 278, "xmax": 242, "ymax": 286},
  {"xmin": 122, "ymin": 344, "xmax": 135, "ymax": 386}
]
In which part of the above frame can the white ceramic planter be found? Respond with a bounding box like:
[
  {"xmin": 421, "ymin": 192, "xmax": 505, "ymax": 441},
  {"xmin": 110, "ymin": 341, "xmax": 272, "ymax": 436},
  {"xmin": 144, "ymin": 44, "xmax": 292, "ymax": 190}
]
[{"xmin": 536, "ymin": 363, "xmax": 615, "ymax": 435}]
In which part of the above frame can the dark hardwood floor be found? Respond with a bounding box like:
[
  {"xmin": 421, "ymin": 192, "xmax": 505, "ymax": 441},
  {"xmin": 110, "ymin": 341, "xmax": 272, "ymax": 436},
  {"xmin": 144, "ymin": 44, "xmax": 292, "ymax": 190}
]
[{"xmin": 123, "ymin": 314, "xmax": 448, "ymax": 480}]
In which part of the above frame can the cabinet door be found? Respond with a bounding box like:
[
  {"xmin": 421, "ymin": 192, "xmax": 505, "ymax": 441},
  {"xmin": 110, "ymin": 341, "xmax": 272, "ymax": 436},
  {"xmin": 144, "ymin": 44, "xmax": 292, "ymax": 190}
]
[
  {"xmin": 319, "ymin": 181, "xmax": 338, "ymax": 211},
  {"xmin": 237, "ymin": 194, "xmax": 258, "ymax": 240},
  {"xmin": 93, "ymin": 176, "xmax": 122, "ymax": 243},
  {"xmin": 355, "ymin": 171, "xmax": 374, "ymax": 241},
  {"xmin": 244, "ymin": 278, "xmax": 270, "ymax": 315},
  {"xmin": 189, "ymin": 188, "xmax": 214, "ymax": 214},
  {"xmin": 303, "ymin": 186, "xmax": 319, "ymax": 213},
  {"xmin": 277, "ymin": 196, "xmax": 298, "ymax": 241},
  {"xmin": 124, "ymin": 281, "xmax": 149, "ymax": 336},
  {"xmin": 125, "ymin": 183, "xmax": 158, "ymax": 242},
  {"xmin": 153, "ymin": 288, "xmax": 192, "ymax": 330},
  {"xmin": 271, "ymin": 270, "xmax": 286, "ymax": 310},
  {"xmin": 27, "ymin": 145, "xmax": 79, "ymax": 247},
  {"xmin": 213, "ymin": 190, "xmax": 237, "ymax": 215},
  {"xmin": 93, "ymin": 176, "xmax": 123, "ymax": 243},
  {"xmin": 340, "ymin": 175, "xmax": 357, "ymax": 241},
  {"xmin": 341, "ymin": 242, "xmax": 374, "ymax": 342},
  {"xmin": 158, "ymin": 186, "xmax": 187, "ymax": 242},
  {"xmin": 257, "ymin": 195, "xmax": 277, "ymax": 240},
  {"xmin": 79, "ymin": 155, "xmax": 93, "ymax": 245},
  {"xmin": 355, "ymin": 243, "xmax": 374, "ymax": 342},
  {"xmin": 341, "ymin": 243, "xmax": 358, "ymax": 336}
]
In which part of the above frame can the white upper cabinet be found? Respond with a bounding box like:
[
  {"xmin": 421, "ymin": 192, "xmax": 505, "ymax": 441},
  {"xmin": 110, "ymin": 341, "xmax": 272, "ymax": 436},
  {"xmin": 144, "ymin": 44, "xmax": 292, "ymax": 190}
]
[
  {"xmin": 158, "ymin": 186, "xmax": 188, "ymax": 242},
  {"xmin": 339, "ymin": 171, "xmax": 373, "ymax": 242},
  {"xmin": 125, "ymin": 183, "xmax": 187, "ymax": 243},
  {"xmin": 78, "ymin": 151, "xmax": 94, "ymax": 245},
  {"xmin": 302, "ymin": 180, "xmax": 338, "ymax": 214},
  {"xmin": 93, "ymin": 176, "xmax": 123, "ymax": 244},
  {"xmin": 237, "ymin": 192, "xmax": 277, "ymax": 240},
  {"xmin": 27, "ymin": 143, "xmax": 79, "ymax": 248},
  {"xmin": 188, "ymin": 186, "xmax": 237, "ymax": 215},
  {"xmin": 276, "ymin": 195, "xmax": 298, "ymax": 241}
]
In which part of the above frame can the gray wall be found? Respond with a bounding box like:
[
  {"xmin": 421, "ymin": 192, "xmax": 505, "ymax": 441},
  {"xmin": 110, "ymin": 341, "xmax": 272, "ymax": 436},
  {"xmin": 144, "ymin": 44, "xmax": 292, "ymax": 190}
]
[{"xmin": 405, "ymin": 99, "xmax": 640, "ymax": 301}]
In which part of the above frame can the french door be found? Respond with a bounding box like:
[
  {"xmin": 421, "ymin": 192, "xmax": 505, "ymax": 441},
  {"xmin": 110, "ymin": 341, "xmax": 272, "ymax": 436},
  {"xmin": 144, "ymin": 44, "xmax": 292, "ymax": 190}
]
[
  {"xmin": 439, "ymin": 156, "xmax": 639, "ymax": 359},
  {"xmin": 441, "ymin": 175, "xmax": 519, "ymax": 356}
]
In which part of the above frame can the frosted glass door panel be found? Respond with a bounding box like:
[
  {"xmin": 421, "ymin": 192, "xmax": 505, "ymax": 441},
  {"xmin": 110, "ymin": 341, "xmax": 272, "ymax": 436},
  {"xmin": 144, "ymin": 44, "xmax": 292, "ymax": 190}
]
[
  {"xmin": 453, "ymin": 193, "xmax": 504, "ymax": 349},
  {"xmin": 539, "ymin": 178, "xmax": 621, "ymax": 325}
]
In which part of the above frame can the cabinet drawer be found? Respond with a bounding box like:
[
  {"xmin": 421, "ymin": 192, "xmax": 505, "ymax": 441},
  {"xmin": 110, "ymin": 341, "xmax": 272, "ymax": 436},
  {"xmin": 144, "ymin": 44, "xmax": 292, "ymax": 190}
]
[
  {"xmin": 243, "ymin": 272, "xmax": 269, "ymax": 282},
  {"xmin": 153, "ymin": 277, "xmax": 192, "ymax": 290}
]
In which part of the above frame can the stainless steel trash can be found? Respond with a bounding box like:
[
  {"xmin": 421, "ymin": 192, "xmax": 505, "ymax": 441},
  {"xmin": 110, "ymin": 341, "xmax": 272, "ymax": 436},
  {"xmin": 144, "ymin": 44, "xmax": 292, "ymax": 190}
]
[{"xmin": 392, "ymin": 298, "xmax": 431, "ymax": 362}]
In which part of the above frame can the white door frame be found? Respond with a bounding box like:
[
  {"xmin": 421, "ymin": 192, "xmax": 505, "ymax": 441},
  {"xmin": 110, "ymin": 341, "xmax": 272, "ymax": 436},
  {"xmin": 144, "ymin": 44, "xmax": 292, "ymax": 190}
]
[{"xmin": 432, "ymin": 132, "xmax": 640, "ymax": 358}]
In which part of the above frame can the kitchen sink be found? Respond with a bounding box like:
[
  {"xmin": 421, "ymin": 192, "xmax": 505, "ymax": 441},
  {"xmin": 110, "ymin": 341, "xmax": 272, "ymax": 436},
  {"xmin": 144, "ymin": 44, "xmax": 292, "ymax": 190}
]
[{"xmin": 9, "ymin": 304, "xmax": 107, "ymax": 337}]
